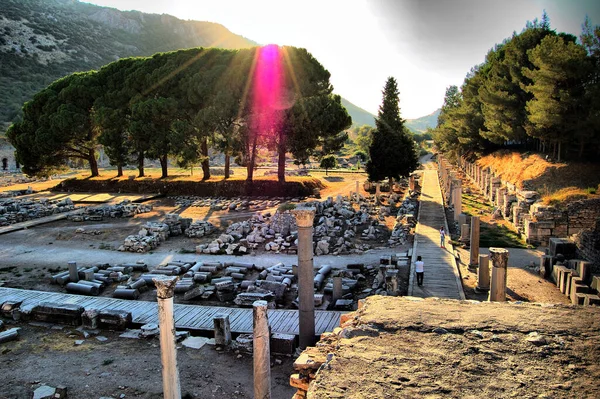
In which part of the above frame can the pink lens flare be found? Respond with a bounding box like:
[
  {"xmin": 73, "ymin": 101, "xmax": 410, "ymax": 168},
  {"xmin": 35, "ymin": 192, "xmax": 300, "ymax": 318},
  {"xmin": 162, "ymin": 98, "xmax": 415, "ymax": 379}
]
[{"xmin": 250, "ymin": 45, "xmax": 295, "ymax": 135}]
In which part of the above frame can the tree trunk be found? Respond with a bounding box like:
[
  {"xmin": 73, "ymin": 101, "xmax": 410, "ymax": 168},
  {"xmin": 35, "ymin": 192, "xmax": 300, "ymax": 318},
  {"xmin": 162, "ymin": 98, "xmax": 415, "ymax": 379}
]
[
  {"xmin": 557, "ymin": 141, "xmax": 562, "ymax": 162},
  {"xmin": 137, "ymin": 151, "xmax": 145, "ymax": 177},
  {"xmin": 224, "ymin": 153, "xmax": 230, "ymax": 179},
  {"xmin": 579, "ymin": 140, "xmax": 584, "ymax": 159},
  {"xmin": 160, "ymin": 154, "xmax": 168, "ymax": 178},
  {"xmin": 88, "ymin": 149, "xmax": 99, "ymax": 177},
  {"xmin": 117, "ymin": 165, "xmax": 123, "ymax": 177},
  {"xmin": 246, "ymin": 134, "xmax": 257, "ymax": 182},
  {"xmin": 201, "ymin": 138, "xmax": 210, "ymax": 181},
  {"xmin": 277, "ymin": 141, "xmax": 286, "ymax": 183},
  {"xmin": 389, "ymin": 177, "xmax": 393, "ymax": 193}
]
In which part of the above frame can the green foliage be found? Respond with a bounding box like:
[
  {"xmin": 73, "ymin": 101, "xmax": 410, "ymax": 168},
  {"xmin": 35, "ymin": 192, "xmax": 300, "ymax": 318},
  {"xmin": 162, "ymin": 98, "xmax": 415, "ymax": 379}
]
[
  {"xmin": 319, "ymin": 154, "xmax": 337, "ymax": 174},
  {"xmin": 432, "ymin": 16, "xmax": 600, "ymax": 161},
  {"xmin": 366, "ymin": 77, "xmax": 419, "ymax": 182}
]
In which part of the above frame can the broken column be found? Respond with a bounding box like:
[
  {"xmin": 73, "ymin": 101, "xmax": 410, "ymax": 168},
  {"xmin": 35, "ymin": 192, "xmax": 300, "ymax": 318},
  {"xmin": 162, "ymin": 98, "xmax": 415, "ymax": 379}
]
[
  {"xmin": 489, "ymin": 248, "xmax": 509, "ymax": 302},
  {"xmin": 213, "ymin": 314, "xmax": 232, "ymax": 347},
  {"xmin": 476, "ymin": 254, "xmax": 490, "ymax": 291},
  {"xmin": 469, "ymin": 216, "xmax": 480, "ymax": 268},
  {"xmin": 68, "ymin": 261, "xmax": 79, "ymax": 283},
  {"xmin": 153, "ymin": 276, "xmax": 181, "ymax": 399},
  {"xmin": 460, "ymin": 224, "xmax": 470, "ymax": 242},
  {"xmin": 291, "ymin": 206, "xmax": 316, "ymax": 349},
  {"xmin": 332, "ymin": 272, "xmax": 343, "ymax": 303},
  {"xmin": 253, "ymin": 300, "xmax": 271, "ymax": 399}
]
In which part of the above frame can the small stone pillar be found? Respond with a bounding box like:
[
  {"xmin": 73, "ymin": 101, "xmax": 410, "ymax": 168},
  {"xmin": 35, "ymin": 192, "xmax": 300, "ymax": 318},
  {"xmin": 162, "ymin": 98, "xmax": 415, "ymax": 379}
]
[
  {"xmin": 458, "ymin": 213, "xmax": 467, "ymax": 227},
  {"xmin": 539, "ymin": 255, "xmax": 552, "ymax": 279},
  {"xmin": 409, "ymin": 175, "xmax": 415, "ymax": 191},
  {"xmin": 153, "ymin": 276, "xmax": 181, "ymax": 399},
  {"xmin": 213, "ymin": 314, "xmax": 231, "ymax": 347},
  {"xmin": 460, "ymin": 224, "xmax": 470, "ymax": 242},
  {"xmin": 375, "ymin": 182, "xmax": 381, "ymax": 201},
  {"xmin": 469, "ymin": 216, "xmax": 480, "ymax": 268},
  {"xmin": 68, "ymin": 261, "xmax": 79, "ymax": 283},
  {"xmin": 489, "ymin": 248, "xmax": 509, "ymax": 302},
  {"xmin": 253, "ymin": 300, "xmax": 271, "ymax": 399},
  {"xmin": 355, "ymin": 180, "xmax": 359, "ymax": 195},
  {"xmin": 291, "ymin": 206, "xmax": 316, "ymax": 349},
  {"xmin": 476, "ymin": 254, "xmax": 490, "ymax": 291},
  {"xmin": 332, "ymin": 273, "xmax": 343, "ymax": 303}
]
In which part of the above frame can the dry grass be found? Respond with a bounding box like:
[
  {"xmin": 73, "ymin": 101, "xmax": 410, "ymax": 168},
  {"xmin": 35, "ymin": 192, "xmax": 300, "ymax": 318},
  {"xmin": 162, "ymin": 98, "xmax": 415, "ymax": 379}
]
[
  {"xmin": 477, "ymin": 151, "xmax": 560, "ymax": 188},
  {"xmin": 477, "ymin": 150, "xmax": 600, "ymax": 205}
]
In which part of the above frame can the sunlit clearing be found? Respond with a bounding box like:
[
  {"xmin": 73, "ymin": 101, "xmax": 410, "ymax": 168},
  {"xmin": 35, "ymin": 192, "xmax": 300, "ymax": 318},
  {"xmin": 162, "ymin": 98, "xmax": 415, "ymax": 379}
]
[{"xmin": 250, "ymin": 44, "xmax": 294, "ymax": 135}]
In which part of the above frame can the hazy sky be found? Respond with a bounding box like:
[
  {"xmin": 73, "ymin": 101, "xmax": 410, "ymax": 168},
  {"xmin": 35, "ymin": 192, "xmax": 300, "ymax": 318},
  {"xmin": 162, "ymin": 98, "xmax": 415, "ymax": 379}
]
[{"xmin": 84, "ymin": 0, "xmax": 599, "ymax": 119}]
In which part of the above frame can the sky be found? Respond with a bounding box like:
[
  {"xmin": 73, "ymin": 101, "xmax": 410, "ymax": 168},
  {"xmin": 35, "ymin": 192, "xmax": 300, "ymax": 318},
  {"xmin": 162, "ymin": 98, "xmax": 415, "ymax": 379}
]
[{"xmin": 84, "ymin": 0, "xmax": 600, "ymax": 119}]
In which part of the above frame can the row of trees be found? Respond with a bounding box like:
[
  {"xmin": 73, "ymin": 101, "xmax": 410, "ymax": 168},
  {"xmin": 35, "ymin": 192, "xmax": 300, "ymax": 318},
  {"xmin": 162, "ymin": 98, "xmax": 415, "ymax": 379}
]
[
  {"xmin": 7, "ymin": 45, "xmax": 351, "ymax": 181},
  {"xmin": 433, "ymin": 15, "xmax": 600, "ymax": 161}
]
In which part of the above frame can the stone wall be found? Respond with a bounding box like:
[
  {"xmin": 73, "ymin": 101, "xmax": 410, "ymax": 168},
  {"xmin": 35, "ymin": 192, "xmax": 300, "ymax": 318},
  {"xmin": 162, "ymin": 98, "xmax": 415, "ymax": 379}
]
[
  {"xmin": 573, "ymin": 219, "xmax": 600, "ymax": 274},
  {"xmin": 451, "ymin": 155, "xmax": 600, "ymax": 272},
  {"xmin": 0, "ymin": 140, "xmax": 17, "ymax": 171}
]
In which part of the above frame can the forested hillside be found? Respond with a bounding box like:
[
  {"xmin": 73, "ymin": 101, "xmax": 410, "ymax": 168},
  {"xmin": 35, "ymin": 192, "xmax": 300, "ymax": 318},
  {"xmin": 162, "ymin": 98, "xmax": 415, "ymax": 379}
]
[
  {"xmin": 433, "ymin": 15, "xmax": 600, "ymax": 161},
  {"xmin": 406, "ymin": 108, "xmax": 440, "ymax": 133},
  {"xmin": 0, "ymin": 0, "xmax": 256, "ymax": 129}
]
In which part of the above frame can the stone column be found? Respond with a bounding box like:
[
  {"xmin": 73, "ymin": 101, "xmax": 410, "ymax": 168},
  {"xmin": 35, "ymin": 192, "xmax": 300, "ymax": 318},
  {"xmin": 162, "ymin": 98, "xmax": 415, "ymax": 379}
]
[
  {"xmin": 477, "ymin": 254, "xmax": 490, "ymax": 291},
  {"xmin": 332, "ymin": 272, "xmax": 343, "ymax": 303},
  {"xmin": 153, "ymin": 276, "xmax": 181, "ymax": 399},
  {"xmin": 489, "ymin": 248, "xmax": 509, "ymax": 302},
  {"xmin": 469, "ymin": 216, "xmax": 480, "ymax": 268},
  {"xmin": 213, "ymin": 314, "xmax": 231, "ymax": 347},
  {"xmin": 68, "ymin": 261, "xmax": 79, "ymax": 283},
  {"xmin": 460, "ymin": 224, "xmax": 470, "ymax": 242},
  {"xmin": 253, "ymin": 300, "xmax": 271, "ymax": 399},
  {"xmin": 375, "ymin": 182, "xmax": 381, "ymax": 198},
  {"xmin": 453, "ymin": 184, "xmax": 462, "ymax": 221},
  {"xmin": 292, "ymin": 206, "xmax": 316, "ymax": 349}
]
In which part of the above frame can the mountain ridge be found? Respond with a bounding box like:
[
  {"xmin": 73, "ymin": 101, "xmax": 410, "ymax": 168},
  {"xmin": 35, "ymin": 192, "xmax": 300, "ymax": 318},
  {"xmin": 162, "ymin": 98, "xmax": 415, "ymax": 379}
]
[{"xmin": 0, "ymin": 0, "xmax": 257, "ymax": 129}]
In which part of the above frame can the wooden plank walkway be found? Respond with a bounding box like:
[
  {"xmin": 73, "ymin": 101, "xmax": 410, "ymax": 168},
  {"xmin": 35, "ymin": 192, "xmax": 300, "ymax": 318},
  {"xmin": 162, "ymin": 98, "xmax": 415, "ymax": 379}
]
[
  {"xmin": 0, "ymin": 287, "xmax": 344, "ymax": 336},
  {"xmin": 410, "ymin": 167, "xmax": 465, "ymax": 300}
]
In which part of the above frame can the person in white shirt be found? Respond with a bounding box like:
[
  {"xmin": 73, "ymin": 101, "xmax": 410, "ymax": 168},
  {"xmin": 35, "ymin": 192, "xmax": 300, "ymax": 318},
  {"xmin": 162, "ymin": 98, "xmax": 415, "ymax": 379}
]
[
  {"xmin": 439, "ymin": 226, "xmax": 446, "ymax": 248},
  {"xmin": 415, "ymin": 256, "xmax": 424, "ymax": 286}
]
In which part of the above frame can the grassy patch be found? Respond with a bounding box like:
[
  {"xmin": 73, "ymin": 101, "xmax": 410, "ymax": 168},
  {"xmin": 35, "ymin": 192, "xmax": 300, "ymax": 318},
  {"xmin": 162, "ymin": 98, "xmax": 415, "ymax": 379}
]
[
  {"xmin": 542, "ymin": 186, "xmax": 599, "ymax": 207},
  {"xmin": 480, "ymin": 223, "xmax": 529, "ymax": 248},
  {"xmin": 0, "ymin": 266, "xmax": 17, "ymax": 274},
  {"xmin": 178, "ymin": 248, "xmax": 196, "ymax": 254},
  {"xmin": 461, "ymin": 193, "xmax": 493, "ymax": 216}
]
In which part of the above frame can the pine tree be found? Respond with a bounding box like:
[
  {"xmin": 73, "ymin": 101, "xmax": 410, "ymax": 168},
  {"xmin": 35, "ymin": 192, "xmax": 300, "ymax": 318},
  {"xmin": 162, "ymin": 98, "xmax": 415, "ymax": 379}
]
[{"xmin": 366, "ymin": 77, "xmax": 419, "ymax": 188}]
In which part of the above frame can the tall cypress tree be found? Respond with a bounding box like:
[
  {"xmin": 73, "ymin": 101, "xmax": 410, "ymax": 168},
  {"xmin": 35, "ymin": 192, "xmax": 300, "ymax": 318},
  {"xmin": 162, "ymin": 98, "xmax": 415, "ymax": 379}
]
[{"xmin": 366, "ymin": 77, "xmax": 419, "ymax": 188}]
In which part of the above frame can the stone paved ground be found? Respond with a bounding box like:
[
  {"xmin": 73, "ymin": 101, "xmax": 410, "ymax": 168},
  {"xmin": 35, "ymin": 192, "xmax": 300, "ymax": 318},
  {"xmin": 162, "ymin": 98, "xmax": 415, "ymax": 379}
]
[{"xmin": 304, "ymin": 296, "xmax": 600, "ymax": 399}]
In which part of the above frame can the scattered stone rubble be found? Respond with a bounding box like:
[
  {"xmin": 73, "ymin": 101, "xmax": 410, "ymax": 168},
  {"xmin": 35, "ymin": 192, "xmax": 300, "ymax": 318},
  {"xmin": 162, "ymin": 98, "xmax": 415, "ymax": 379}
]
[
  {"xmin": 119, "ymin": 213, "xmax": 214, "ymax": 252},
  {"xmin": 0, "ymin": 196, "xmax": 76, "ymax": 226},
  {"xmin": 171, "ymin": 195, "xmax": 300, "ymax": 211},
  {"xmin": 68, "ymin": 199, "xmax": 152, "ymax": 222},
  {"xmin": 196, "ymin": 191, "xmax": 417, "ymax": 256}
]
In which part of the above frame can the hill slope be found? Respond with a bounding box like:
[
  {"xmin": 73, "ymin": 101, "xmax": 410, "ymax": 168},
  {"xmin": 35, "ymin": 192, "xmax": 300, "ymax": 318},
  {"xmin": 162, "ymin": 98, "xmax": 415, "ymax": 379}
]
[
  {"xmin": 406, "ymin": 108, "xmax": 440, "ymax": 133},
  {"xmin": 341, "ymin": 98, "xmax": 376, "ymax": 127},
  {"xmin": 0, "ymin": 0, "xmax": 256, "ymax": 129}
]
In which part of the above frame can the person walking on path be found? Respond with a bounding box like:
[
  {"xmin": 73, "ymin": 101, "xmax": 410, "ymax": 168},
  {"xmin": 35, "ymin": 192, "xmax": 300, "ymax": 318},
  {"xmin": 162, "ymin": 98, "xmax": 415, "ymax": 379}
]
[
  {"xmin": 415, "ymin": 256, "xmax": 424, "ymax": 286},
  {"xmin": 439, "ymin": 226, "xmax": 446, "ymax": 248}
]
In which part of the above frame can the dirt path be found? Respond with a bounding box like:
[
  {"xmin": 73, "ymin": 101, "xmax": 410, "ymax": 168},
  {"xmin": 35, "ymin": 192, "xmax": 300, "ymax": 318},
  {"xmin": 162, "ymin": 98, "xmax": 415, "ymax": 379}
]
[{"xmin": 0, "ymin": 322, "xmax": 295, "ymax": 399}]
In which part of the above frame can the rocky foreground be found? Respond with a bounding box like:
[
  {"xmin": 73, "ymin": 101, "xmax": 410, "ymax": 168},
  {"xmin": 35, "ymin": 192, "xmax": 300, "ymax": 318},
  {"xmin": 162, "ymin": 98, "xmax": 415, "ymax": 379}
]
[{"xmin": 292, "ymin": 296, "xmax": 600, "ymax": 398}]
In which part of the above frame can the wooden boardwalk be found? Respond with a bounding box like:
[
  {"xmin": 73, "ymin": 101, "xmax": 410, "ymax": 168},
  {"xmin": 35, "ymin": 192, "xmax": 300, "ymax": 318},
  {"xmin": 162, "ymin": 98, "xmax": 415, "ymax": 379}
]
[
  {"xmin": 410, "ymin": 168, "xmax": 465, "ymax": 300},
  {"xmin": 0, "ymin": 287, "xmax": 344, "ymax": 336}
]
